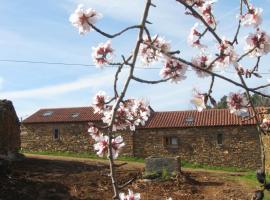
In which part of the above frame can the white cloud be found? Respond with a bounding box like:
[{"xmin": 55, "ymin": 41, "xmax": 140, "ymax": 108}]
[{"xmin": 0, "ymin": 71, "xmax": 116, "ymax": 100}]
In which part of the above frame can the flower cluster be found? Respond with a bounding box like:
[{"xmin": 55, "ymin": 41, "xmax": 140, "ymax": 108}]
[
  {"xmin": 88, "ymin": 125, "xmax": 101, "ymax": 141},
  {"xmin": 226, "ymin": 92, "xmax": 249, "ymax": 116},
  {"xmin": 102, "ymin": 99, "xmax": 151, "ymax": 131},
  {"xmin": 215, "ymin": 39, "xmax": 238, "ymax": 70},
  {"xmin": 191, "ymin": 53, "xmax": 211, "ymax": 78},
  {"xmin": 240, "ymin": 5, "xmax": 263, "ymax": 28},
  {"xmin": 260, "ymin": 117, "xmax": 270, "ymax": 131},
  {"xmin": 190, "ymin": 90, "xmax": 206, "ymax": 112},
  {"xmin": 69, "ymin": 4, "xmax": 102, "ymax": 35},
  {"xmin": 188, "ymin": 23, "xmax": 207, "ymax": 49},
  {"xmin": 92, "ymin": 40, "xmax": 114, "ymax": 68},
  {"xmin": 92, "ymin": 91, "xmax": 151, "ymax": 131},
  {"xmin": 92, "ymin": 91, "xmax": 109, "ymax": 113},
  {"xmin": 140, "ymin": 35, "xmax": 171, "ymax": 65},
  {"xmin": 119, "ymin": 190, "xmax": 140, "ymax": 200},
  {"xmin": 199, "ymin": 1, "xmax": 216, "ymax": 28},
  {"xmin": 93, "ymin": 135, "xmax": 125, "ymax": 159},
  {"xmin": 245, "ymin": 30, "xmax": 270, "ymax": 57},
  {"xmin": 160, "ymin": 58, "xmax": 188, "ymax": 83}
]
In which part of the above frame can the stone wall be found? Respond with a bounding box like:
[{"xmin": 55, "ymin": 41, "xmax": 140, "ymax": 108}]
[
  {"xmin": 21, "ymin": 122, "xmax": 262, "ymax": 169},
  {"xmin": 0, "ymin": 100, "xmax": 21, "ymax": 157},
  {"xmin": 134, "ymin": 126, "xmax": 261, "ymax": 169},
  {"xmin": 21, "ymin": 122, "xmax": 134, "ymax": 156}
]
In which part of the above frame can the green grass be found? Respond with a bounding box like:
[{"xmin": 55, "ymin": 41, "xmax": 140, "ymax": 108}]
[
  {"xmin": 181, "ymin": 160, "xmax": 249, "ymax": 172},
  {"xmin": 20, "ymin": 150, "xmax": 145, "ymax": 163}
]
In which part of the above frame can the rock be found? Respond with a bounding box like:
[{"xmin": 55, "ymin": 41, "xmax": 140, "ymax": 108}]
[
  {"xmin": 145, "ymin": 156, "xmax": 181, "ymax": 175},
  {"xmin": 0, "ymin": 100, "xmax": 22, "ymax": 160}
]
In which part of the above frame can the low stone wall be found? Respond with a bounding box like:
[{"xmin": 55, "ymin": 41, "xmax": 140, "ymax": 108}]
[
  {"xmin": 134, "ymin": 126, "xmax": 261, "ymax": 169},
  {"xmin": 145, "ymin": 156, "xmax": 181, "ymax": 174}
]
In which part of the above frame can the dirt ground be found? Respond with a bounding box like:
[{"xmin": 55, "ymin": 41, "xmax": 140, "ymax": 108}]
[{"xmin": 0, "ymin": 155, "xmax": 257, "ymax": 200}]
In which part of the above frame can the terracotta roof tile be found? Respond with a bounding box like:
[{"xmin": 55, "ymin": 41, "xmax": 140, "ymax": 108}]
[
  {"xmin": 23, "ymin": 106, "xmax": 264, "ymax": 128},
  {"xmin": 141, "ymin": 108, "xmax": 263, "ymax": 129},
  {"xmin": 23, "ymin": 107, "xmax": 101, "ymax": 123}
]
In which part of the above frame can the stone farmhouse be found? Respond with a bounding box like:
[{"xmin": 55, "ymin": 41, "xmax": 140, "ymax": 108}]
[{"xmin": 21, "ymin": 106, "xmax": 265, "ymax": 169}]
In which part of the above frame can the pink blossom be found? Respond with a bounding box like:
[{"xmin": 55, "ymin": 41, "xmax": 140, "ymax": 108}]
[
  {"xmin": 102, "ymin": 99, "xmax": 151, "ymax": 131},
  {"xmin": 92, "ymin": 40, "xmax": 114, "ymax": 68},
  {"xmin": 261, "ymin": 117, "xmax": 270, "ymax": 131},
  {"xmin": 119, "ymin": 190, "xmax": 141, "ymax": 200},
  {"xmin": 198, "ymin": 1, "xmax": 216, "ymax": 28},
  {"xmin": 191, "ymin": 53, "xmax": 211, "ymax": 78},
  {"xmin": 240, "ymin": 6, "xmax": 262, "ymax": 28},
  {"xmin": 191, "ymin": 90, "xmax": 206, "ymax": 112},
  {"xmin": 188, "ymin": 23, "xmax": 207, "ymax": 49},
  {"xmin": 245, "ymin": 30, "xmax": 270, "ymax": 57},
  {"xmin": 88, "ymin": 125, "xmax": 101, "ymax": 141},
  {"xmin": 214, "ymin": 39, "xmax": 238, "ymax": 70},
  {"xmin": 69, "ymin": 4, "xmax": 102, "ymax": 35},
  {"xmin": 140, "ymin": 35, "xmax": 171, "ymax": 65},
  {"xmin": 94, "ymin": 135, "xmax": 125, "ymax": 159},
  {"xmin": 160, "ymin": 58, "xmax": 187, "ymax": 83},
  {"xmin": 227, "ymin": 92, "xmax": 248, "ymax": 116},
  {"xmin": 92, "ymin": 91, "xmax": 108, "ymax": 113},
  {"xmin": 184, "ymin": 0, "xmax": 205, "ymax": 7}
]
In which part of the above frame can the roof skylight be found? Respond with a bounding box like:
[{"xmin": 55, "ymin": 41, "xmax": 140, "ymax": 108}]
[{"xmin": 42, "ymin": 111, "xmax": 54, "ymax": 117}]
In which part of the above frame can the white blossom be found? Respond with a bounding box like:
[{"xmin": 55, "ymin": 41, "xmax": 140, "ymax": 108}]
[
  {"xmin": 245, "ymin": 30, "xmax": 270, "ymax": 57},
  {"xmin": 191, "ymin": 90, "xmax": 206, "ymax": 112},
  {"xmin": 92, "ymin": 40, "xmax": 114, "ymax": 68},
  {"xmin": 214, "ymin": 39, "xmax": 238, "ymax": 70},
  {"xmin": 227, "ymin": 92, "xmax": 248, "ymax": 117},
  {"xmin": 92, "ymin": 91, "xmax": 109, "ymax": 113},
  {"xmin": 240, "ymin": 6, "xmax": 262, "ymax": 28},
  {"xmin": 69, "ymin": 4, "xmax": 102, "ymax": 35},
  {"xmin": 140, "ymin": 35, "xmax": 171, "ymax": 65},
  {"xmin": 88, "ymin": 126, "xmax": 101, "ymax": 141},
  {"xmin": 94, "ymin": 135, "xmax": 125, "ymax": 159},
  {"xmin": 119, "ymin": 190, "xmax": 141, "ymax": 200},
  {"xmin": 188, "ymin": 23, "xmax": 207, "ymax": 49},
  {"xmin": 160, "ymin": 58, "xmax": 187, "ymax": 83},
  {"xmin": 191, "ymin": 53, "xmax": 212, "ymax": 78}
]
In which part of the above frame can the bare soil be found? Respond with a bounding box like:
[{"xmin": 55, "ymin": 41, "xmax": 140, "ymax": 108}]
[{"xmin": 0, "ymin": 155, "xmax": 256, "ymax": 200}]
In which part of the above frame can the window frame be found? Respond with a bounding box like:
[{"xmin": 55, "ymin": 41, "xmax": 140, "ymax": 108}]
[
  {"xmin": 217, "ymin": 133, "xmax": 223, "ymax": 146},
  {"xmin": 53, "ymin": 128, "xmax": 60, "ymax": 141},
  {"xmin": 164, "ymin": 136, "xmax": 179, "ymax": 149}
]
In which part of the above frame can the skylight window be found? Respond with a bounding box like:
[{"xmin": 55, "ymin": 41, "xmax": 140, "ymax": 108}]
[
  {"xmin": 42, "ymin": 111, "xmax": 54, "ymax": 117},
  {"xmin": 185, "ymin": 116, "xmax": 194, "ymax": 122},
  {"xmin": 71, "ymin": 113, "xmax": 80, "ymax": 118}
]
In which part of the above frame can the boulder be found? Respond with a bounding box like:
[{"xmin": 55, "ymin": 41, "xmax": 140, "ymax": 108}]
[
  {"xmin": 0, "ymin": 100, "xmax": 23, "ymax": 161},
  {"xmin": 145, "ymin": 156, "xmax": 181, "ymax": 175}
]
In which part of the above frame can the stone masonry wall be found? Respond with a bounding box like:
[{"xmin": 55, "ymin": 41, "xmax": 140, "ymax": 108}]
[
  {"xmin": 21, "ymin": 122, "xmax": 133, "ymax": 156},
  {"xmin": 0, "ymin": 100, "xmax": 21, "ymax": 156},
  {"xmin": 134, "ymin": 126, "xmax": 261, "ymax": 169}
]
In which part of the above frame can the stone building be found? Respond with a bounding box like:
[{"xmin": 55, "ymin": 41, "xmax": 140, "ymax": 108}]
[
  {"xmin": 21, "ymin": 106, "xmax": 263, "ymax": 169},
  {"xmin": 0, "ymin": 100, "xmax": 22, "ymax": 160}
]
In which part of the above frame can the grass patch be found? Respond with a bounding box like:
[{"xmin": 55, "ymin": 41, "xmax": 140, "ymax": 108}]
[
  {"xmin": 20, "ymin": 150, "xmax": 144, "ymax": 163},
  {"xmin": 181, "ymin": 160, "xmax": 249, "ymax": 172}
]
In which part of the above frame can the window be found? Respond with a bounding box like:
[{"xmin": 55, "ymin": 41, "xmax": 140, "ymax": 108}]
[
  {"xmin": 185, "ymin": 116, "xmax": 194, "ymax": 123},
  {"xmin": 42, "ymin": 111, "xmax": 53, "ymax": 117},
  {"xmin": 53, "ymin": 128, "xmax": 60, "ymax": 140},
  {"xmin": 164, "ymin": 136, "xmax": 179, "ymax": 148},
  {"xmin": 217, "ymin": 133, "xmax": 223, "ymax": 146},
  {"xmin": 71, "ymin": 112, "xmax": 80, "ymax": 118}
]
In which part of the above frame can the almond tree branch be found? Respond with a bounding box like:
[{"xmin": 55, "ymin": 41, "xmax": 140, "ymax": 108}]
[
  {"xmin": 90, "ymin": 24, "xmax": 142, "ymax": 39},
  {"xmin": 176, "ymin": 0, "xmax": 222, "ymax": 44},
  {"xmin": 132, "ymin": 76, "xmax": 171, "ymax": 84}
]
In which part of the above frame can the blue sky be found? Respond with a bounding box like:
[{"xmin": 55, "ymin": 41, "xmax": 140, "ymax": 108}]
[{"xmin": 1, "ymin": 0, "xmax": 270, "ymax": 119}]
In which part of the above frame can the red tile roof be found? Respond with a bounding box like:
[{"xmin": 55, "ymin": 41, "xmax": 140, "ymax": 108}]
[
  {"xmin": 23, "ymin": 106, "xmax": 263, "ymax": 128},
  {"xmin": 23, "ymin": 107, "xmax": 101, "ymax": 124},
  {"xmin": 142, "ymin": 108, "xmax": 262, "ymax": 129}
]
